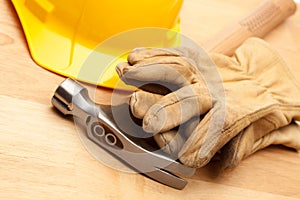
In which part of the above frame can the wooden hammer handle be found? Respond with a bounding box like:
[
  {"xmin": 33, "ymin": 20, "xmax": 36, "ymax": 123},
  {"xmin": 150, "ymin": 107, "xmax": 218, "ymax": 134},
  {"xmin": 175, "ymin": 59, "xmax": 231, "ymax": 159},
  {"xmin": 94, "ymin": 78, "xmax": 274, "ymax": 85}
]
[{"xmin": 203, "ymin": 0, "xmax": 297, "ymax": 55}]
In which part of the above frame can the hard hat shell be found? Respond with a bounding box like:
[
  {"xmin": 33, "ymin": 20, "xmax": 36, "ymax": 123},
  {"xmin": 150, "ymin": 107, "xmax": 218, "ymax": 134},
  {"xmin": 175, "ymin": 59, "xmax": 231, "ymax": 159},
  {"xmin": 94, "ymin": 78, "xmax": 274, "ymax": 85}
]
[{"xmin": 12, "ymin": 0, "xmax": 183, "ymax": 89}]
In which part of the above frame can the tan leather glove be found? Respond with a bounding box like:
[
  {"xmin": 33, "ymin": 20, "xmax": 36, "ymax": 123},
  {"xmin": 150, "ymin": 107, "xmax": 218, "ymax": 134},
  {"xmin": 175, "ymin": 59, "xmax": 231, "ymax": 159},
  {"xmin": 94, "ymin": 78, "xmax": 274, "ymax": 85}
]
[
  {"xmin": 116, "ymin": 37, "xmax": 300, "ymax": 168},
  {"xmin": 220, "ymin": 122, "xmax": 300, "ymax": 169},
  {"xmin": 124, "ymin": 91, "xmax": 300, "ymax": 169}
]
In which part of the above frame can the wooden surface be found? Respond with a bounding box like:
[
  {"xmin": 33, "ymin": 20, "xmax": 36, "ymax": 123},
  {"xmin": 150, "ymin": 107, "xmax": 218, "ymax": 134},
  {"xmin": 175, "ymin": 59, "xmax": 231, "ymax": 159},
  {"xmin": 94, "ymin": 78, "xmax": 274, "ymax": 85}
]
[{"xmin": 1, "ymin": 0, "xmax": 300, "ymax": 199}]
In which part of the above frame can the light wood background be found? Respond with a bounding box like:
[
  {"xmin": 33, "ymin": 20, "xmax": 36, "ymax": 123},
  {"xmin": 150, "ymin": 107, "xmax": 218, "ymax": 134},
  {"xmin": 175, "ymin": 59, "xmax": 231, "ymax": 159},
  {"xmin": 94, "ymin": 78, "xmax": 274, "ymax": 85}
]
[{"xmin": 1, "ymin": 0, "xmax": 300, "ymax": 199}]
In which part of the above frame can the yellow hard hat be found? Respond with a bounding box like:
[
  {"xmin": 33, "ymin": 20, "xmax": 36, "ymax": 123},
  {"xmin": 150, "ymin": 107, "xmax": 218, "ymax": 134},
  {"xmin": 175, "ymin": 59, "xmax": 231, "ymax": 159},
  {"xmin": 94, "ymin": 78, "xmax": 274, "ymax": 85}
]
[{"xmin": 12, "ymin": 0, "xmax": 183, "ymax": 89}]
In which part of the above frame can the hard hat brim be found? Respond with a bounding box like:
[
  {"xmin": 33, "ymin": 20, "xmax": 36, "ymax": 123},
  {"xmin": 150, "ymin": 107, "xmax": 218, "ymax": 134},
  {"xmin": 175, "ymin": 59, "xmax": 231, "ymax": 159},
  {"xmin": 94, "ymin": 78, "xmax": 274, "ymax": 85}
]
[{"xmin": 12, "ymin": 0, "xmax": 182, "ymax": 90}]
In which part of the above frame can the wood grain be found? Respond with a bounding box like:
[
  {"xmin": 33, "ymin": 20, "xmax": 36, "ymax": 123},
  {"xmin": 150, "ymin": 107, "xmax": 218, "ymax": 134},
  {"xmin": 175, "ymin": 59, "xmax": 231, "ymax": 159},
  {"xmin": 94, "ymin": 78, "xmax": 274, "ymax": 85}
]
[{"xmin": 1, "ymin": 0, "xmax": 300, "ymax": 199}]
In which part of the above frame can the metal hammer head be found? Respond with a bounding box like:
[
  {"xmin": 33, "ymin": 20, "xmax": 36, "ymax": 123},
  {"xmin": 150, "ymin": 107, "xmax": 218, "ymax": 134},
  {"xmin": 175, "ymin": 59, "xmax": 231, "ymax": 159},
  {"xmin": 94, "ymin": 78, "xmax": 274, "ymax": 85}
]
[{"xmin": 52, "ymin": 78, "xmax": 195, "ymax": 190}]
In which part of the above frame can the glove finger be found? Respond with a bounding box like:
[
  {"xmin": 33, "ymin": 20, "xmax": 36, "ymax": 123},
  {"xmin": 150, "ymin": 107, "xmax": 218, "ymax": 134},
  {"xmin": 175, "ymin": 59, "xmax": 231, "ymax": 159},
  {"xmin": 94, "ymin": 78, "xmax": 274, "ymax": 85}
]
[
  {"xmin": 177, "ymin": 96, "xmax": 233, "ymax": 168},
  {"xmin": 130, "ymin": 90, "xmax": 162, "ymax": 118},
  {"xmin": 127, "ymin": 48, "xmax": 181, "ymax": 65},
  {"xmin": 115, "ymin": 61, "xmax": 136, "ymax": 76},
  {"xmin": 220, "ymin": 122, "xmax": 300, "ymax": 170},
  {"xmin": 178, "ymin": 108, "xmax": 217, "ymax": 168},
  {"xmin": 116, "ymin": 62, "xmax": 177, "ymax": 93},
  {"xmin": 251, "ymin": 123, "xmax": 300, "ymax": 154},
  {"xmin": 116, "ymin": 63, "xmax": 187, "ymax": 90},
  {"xmin": 143, "ymin": 83, "xmax": 213, "ymax": 134},
  {"xmin": 154, "ymin": 130, "xmax": 185, "ymax": 158},
  {"xmin": 116, "ymin": 56, "xmax": 201, "ymax": 89},
  {"xmin": 153, "ymin": 117, "xmax": 200, "ymax": 158}
]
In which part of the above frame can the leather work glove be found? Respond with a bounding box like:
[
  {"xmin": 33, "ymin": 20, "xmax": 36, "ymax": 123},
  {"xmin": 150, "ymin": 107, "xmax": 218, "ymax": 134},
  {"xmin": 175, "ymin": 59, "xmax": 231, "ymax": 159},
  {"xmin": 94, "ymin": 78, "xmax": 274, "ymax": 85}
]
[
  {"xmin": 116, "ymin": 37, "xmax": 300, "ymax": 168},
  {"xmin": 220, "ymin": 121, "xmax": 300, "ymax": 169}
]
